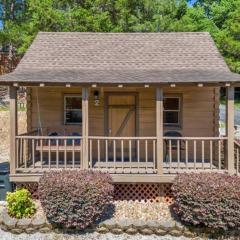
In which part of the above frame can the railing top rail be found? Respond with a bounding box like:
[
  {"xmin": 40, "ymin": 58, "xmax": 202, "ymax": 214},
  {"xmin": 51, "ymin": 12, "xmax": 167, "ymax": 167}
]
[
  {"xmin": 163, "ymin": 136, "xmax": 228, "ymax": 140},
  {"xmin": 16, "ymin": 135, "xmax": 83, "ymax": 140},
  {"xmin": 88, "ymin": 136, "xmax": 157, "ymax": 140}
]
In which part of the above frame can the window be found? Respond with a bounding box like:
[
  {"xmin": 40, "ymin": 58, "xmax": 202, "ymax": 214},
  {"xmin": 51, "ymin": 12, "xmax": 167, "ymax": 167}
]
[
  {"xmin": 163, "ymin": 96, "xmax": 181, "ymax": 126},
  {"xmin": 64, "ymin": 95, "xmax": 82, "ymax": 124}
]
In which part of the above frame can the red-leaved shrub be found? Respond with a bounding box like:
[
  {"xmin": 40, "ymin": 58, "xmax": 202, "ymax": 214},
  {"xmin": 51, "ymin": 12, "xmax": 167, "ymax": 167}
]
[
  {"xmin": 38, "ymin": 170, "xmax": 114, "ymax": 229},
  {"xmin": 172, "ymin": 173, "xmax": 240, "ymax": 231}
]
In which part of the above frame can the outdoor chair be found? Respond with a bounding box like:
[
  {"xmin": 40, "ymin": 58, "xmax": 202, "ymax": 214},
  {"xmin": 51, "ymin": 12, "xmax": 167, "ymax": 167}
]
[{"xmin": 164, "ymin": 131, "xmax": 185, "ymax": 162}]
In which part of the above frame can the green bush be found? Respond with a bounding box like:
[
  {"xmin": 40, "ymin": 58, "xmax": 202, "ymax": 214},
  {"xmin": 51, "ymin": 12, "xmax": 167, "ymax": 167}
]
[
  {"xmin": 6, "ymin": 188, "xmax": 36, "ymax": 218},
  {"xmin": 38, "ymin": 170, "xmax": 114, "ymax": 229},
  {"xmin": 172, "ymin": 173, "xmax": 240, "ymax": 231}
]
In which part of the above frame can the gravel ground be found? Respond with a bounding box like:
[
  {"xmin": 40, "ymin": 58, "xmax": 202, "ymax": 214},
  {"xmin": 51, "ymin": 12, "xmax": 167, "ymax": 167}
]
[
  {"xmin": 0, "ymin": 229, "xmax": 199, "ymax": 240},
  {"xmin": 113, "ymin": 201, "xmax": 171, "ymax": 221}
]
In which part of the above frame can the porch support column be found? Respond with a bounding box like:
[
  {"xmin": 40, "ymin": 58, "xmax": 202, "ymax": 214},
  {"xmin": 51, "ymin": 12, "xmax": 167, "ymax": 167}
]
[
  {"xmin": 156, "ymin": 87, "xmax": 164, "ymax": 174},
  {"xmin": 82, "ymin": 87, "xmax": 89, "ymax": 169},
  {"xmin": 9, "ymin": 86, "xmax": 18, "ymax": 175},
  {"xmin": 226, "ymin": 86, "xmax": 235, "ymax": 174}
]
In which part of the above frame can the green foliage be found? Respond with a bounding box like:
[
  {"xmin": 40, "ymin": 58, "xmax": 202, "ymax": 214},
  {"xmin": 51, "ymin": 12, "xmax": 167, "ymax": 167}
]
[
  {"xmin": 38, "ymin": 170, "xmax": 114, "ymax": 229},
  {"xmin": 172, "ymin": 173, "xmax": 240, "ymax": 231},
  {"xmin": 6, "ymin": 188, "xmax": 36, "ymax": 219},
  {"xmin": 0, "ymin": 0, "xmax": 240, "ymax": 73}
]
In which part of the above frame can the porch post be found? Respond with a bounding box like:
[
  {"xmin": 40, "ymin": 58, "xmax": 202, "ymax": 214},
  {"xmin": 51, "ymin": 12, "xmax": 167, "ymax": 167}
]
[
  {"xmin": 156, "ymin": 87, "xmax": 163, "ymax": 174},
  {"xmin": 9, "ymin": 86, "xmax": 18, "ymax": 175},
  {"xmin": 226, "ymin": 86, "xmax": 235, "ymax": 174},
  {"xmin": 82, "ymin": 87, "xmax": 89, "ymax": 169}
]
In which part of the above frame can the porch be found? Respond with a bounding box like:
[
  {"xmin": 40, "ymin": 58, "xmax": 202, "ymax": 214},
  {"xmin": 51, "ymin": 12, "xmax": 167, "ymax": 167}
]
[{"xmin": 9, "ymin": 86, "xmax": 239, "ymax": 182}]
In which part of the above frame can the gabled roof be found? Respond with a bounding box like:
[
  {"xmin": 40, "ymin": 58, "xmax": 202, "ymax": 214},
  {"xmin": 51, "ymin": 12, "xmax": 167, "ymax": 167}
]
[{"xmin": 1, "ymin": 32, "xmax": 240, "ymax": 85}]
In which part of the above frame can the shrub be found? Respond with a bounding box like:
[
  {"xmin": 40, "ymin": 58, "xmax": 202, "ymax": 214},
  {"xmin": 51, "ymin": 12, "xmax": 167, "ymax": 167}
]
[
  {"xmin": 38, "ymin": 170, "xmax": 114, "ymax": 229},
  {"xmin": 172, "ymin": 173, "xmax": 240, "ymax": 231},
  {"xmin": 6, "ymin": 188, "xmax": 36, "ymax": 218}
]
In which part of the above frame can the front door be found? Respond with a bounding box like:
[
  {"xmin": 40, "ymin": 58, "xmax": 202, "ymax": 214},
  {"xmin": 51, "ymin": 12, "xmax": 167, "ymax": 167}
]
[{"xmin": 107, "ymin": 93, "xmax": 136, "ymax": 160}]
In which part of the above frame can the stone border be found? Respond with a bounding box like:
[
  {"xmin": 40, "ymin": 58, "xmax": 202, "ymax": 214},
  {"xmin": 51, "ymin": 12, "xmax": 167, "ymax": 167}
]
[
  {"xmin": 0, "ymin": 202, "xmax": 52, "ymax": 234},
  {"xmin": 94, "ymin": 218, "xmax": 195, "ymax": 238},
  {"xmin": 0, "ymin": 203, "xmax": 239, "ymax": 238}
]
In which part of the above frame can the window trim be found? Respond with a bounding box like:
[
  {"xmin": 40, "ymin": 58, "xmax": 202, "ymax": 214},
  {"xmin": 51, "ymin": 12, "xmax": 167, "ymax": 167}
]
[
  {"xmin": 163, "ymin": 95, "xmax": 182, "ymax": 127},
  {"xmin": 64, "ymin": 94, "xmax": 82, "ymax": 125}
]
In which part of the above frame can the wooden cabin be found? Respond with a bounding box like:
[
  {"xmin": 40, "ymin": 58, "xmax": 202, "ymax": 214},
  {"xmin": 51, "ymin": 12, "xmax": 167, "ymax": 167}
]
[{"xmin": 1, "ymin": 32, "xmax": 240, "ymax": 183}]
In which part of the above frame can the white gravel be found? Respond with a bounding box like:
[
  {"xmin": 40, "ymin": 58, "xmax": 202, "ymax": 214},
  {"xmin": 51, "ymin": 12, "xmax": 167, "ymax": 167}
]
[{"xmin": 0, "ymin": 229, "xmax": 200, "ymax": 240}]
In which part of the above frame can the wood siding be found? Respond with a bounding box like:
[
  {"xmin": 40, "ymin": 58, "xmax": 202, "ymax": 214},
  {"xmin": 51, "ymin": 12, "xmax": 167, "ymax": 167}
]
[{"xmin": 29, "ymin": 86, "xmax": 219, "ymax": 138}]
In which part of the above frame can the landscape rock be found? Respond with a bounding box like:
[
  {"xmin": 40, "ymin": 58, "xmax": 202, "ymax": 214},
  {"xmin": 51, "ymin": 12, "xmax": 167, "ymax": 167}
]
[
  {"xmin": 125, "ymin": 227, "xmax": 138, "ymax": 235},
  {"xmin": 117, "ymin": 219, "xmax": 134, "ymax": 230},
  {"xmin": 111, "ymin": 228, "xmax": 123, "ymax": 234},
  {"xmin": 99, "ymin": 219, "xmax": 117, "ymax": 229},
  {"xmin": 96, "ymin": 226, "xmax": 109, "ymax": 234},
  {"xmin": 2, "ymin": 210, "xmax": 17, "ymax": 228},
  {"xmin": 159, "ymin": 219, "xmax": 175, "ymax": 231},
  {"xmin": 133, "ymin": 219, "xmax": 147, "ymax": 229},
  {"xmin": 31, "ymin": 214, "xmax": 46, "ymax": 228},
  {"xmin": 17, "ymin": 217, "xmax": 32, "ymax": 229},
  {"xmin": 139, "ymin": 228, "xmax": 154, "ymax": 235},
  {"xmin": 25, "ymin": 227, "xmax": 37, "ymax": 234},
  {"xmin": 11, "ymin": 228, "xmax": 23, "ymax": 234},
  {"xmin": 155, "ymin": 228, "xmax": 167, "ymax": 236},
  {"xmin": 147, "ymin": 220, "xmax": 161, "ymax": 230},
  {"xmin": 170, "ymin": 229, "xmax": 182, "ymax": 237},
  {"xmin": 39, "ymin": 226, "xmax": 51, "ymax": 233}
]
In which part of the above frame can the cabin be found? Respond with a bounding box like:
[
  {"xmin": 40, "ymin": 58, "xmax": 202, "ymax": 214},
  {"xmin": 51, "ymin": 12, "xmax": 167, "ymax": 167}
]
[{"xmin": 1, "ymin": 32, "xmax": 240, "ymax": 184}]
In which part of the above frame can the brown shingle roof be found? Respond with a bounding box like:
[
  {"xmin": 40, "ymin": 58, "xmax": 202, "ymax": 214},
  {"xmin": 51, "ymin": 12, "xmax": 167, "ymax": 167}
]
[{"xmin": 1, "ymin": 32, "xmax": 240, "ymax": 84}]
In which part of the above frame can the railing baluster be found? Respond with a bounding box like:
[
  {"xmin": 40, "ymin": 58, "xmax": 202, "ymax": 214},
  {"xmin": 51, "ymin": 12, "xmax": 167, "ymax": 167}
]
[
  {"xmin": 97, "ymin": 139, "xmax": 100, "ymax": 168},
  {"xmin": 153, "ymin": 140, "xmax": 156, "ymax": 171},
  {"xmin": 89, "ymin": 139, "xmax": 92, "ymax": 169},
  {"xmin": 121, "ymin": 140, "xmax": 124, "ymax": 172},
  {"xmin": 105, "ymin": 139, "xmax": 108, "ymax": 163},
  {"xmin": 72, "ymin": 139, "xmax": 75, "ymax": 169},
  {"xmin": 40, "ymin": 139, "xmax": 43, "ymax": 169},
  {"xmin": 56, "ymin": 139, "xmax": 59, "ymax": 169},
  {"xmin": 194, "ymin": 140, "xmax": 196, "ymax": 170},
  {"xmin": 177, "ymin": 140, "xmax": 180, "ymax": 170},
  {"xmin": 48, "ymin": 139, "xmax": 51, "ymax": 169},
  {"xmin": 218, "ymin": 140, "xmax": 221, "ymax": 170},
  {"xmin": 113, "ymin": 140, "xmax": 116, "ymax": 171},
  {"xmin": 185, "ymin": 140, "xmax": 188, "ymax": 169},
  {"xmin": 129, "ymin": 140, "xmax": 132, "ymax": 173},
  {"xmin": 32, "ymin": 139, "xmax": 35, "ymax": 168},
  {"xmin": 202, "ymin": 140, "xmax": 204, "ymax": 169},
  {"xmin": 64, "ymin": 139, "xmax": 67, "ymax": 169},
  {"xmin": 16, "ymin": 139, "xmax": 19, "ymax": 169},
  {"xmin": 169, "ymin": 140, "xmax": 172, "ymax": 171},
  {"xmin": 20, "ymin": 138, "xmax": 23, "ymax": 168},
  {"xmin": 210, "ymin": 140, "xmax": 213, "ymax": 170},
  {"xmin": 137, "ymin": 140, "xmax": 140, "ymax": 172},
  {"xmin": 145, "ymin": 140, "xmax": 148, "ymax": 172},
  {"xmin": 23, "ymin": 139, "xmax": 27, "ymax": 168}
]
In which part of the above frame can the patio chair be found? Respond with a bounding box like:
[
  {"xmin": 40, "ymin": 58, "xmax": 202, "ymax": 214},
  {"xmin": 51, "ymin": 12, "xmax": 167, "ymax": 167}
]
[{"xmin": 164, "ymin": 131, "xmax": 185, "ymax": 162}]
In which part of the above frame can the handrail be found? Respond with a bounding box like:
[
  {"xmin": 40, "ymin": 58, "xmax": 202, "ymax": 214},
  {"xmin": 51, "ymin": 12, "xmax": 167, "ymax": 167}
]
[
  {"xmin": 88, "ymin": 136, "xmax": 157, "ymax": 140},
  {"xmin": 16, "ymin": 135, "xmax": 83, "ymax": 139},
  {"xmin": 163, "ymin": 136, "xmax": 228, "ymax": 140}
]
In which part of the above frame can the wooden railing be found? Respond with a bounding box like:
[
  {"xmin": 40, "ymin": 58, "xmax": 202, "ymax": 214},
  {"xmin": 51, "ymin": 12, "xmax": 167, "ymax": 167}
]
[
  {"xmin": 15, "ymin": 134, "xmax": 230, "ymax": 175},
  {"xmin": 88, "ymin": 136, "xmax": 157, "ymax": 174},
  {"xmin": 163, "ymin": 137, "xmax": 228, "ymax": 174},
  {"xmin": 235, "ymin": 140, "xmax": 240, "ymax": 175},
  {"xmin": 16, "ymin": 135, "xmax": 82, "ymax": 172}
]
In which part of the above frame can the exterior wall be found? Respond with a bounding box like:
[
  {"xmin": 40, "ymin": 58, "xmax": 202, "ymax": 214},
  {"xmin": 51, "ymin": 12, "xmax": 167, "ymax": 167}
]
[{"xmin": 28, "ymin": 86, "xmax": 219, "ymax": 137}]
